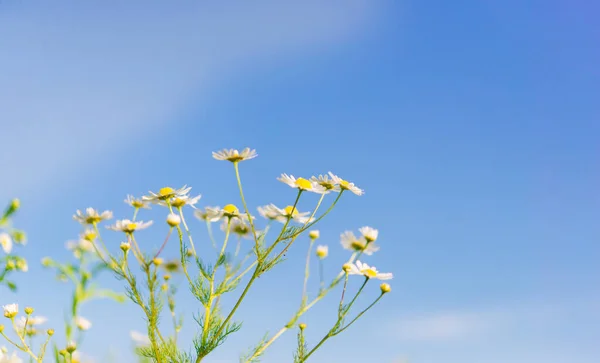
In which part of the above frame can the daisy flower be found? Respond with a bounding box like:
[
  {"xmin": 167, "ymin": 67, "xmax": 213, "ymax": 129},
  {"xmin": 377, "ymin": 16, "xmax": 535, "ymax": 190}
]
[
  {"xmin": 359, "ymin": 226, "xmax": 379, "ymax": 242},
  {"xmin": 212, "ymin": 148, "xmax": 257, "ymax": 162},
  {"xmin": 315, "ymin": 245, "xmax": 329, "ymax": 259},
  {"xmin": 3, "ymin": 303, "xmax": 18, "ymax": 318},
  {"xmin": 278, "ymin": 174, "xmax": 326, "ymax": 194},
  {"xmin": 204, "ymin": 205, "xmax": 248, "ymax": 221},
  {"xmin": 0, "ymin": 350, "xmax": 22, "ymax": 363},
  {"xmin": 194, "ymin": 206, "xmax": 222, "ymax": 222},
  {"xmin": 257, "ymin": 204, "xmax": 312, "ymax": 224},
  {"xmin": 221, "ymin": 218, "xmax": 253, "ymax": 239},
  {"xmin": 347, "ymin": 260, "xmax": 393, "ymax": 280},
  {"xmin": 328, "ymin": 172, "xmax": 364, "ymax": 196},
  {"xmin": 310, "ymin": 174, "xmax": 338, "ymax": 193},
  {"xmin": 158, "ymin": 194, "xmax": 201, "ymax": 209},
  {"xmin": 73, "ymin": 208, "xmax": 113, "ymax": 225},
  {"xmin": 106, "ymin": 219, "xmax": 153, "ymax": 234},
  {"xmin": 142, "ymin": 186, "xmax": 191, "ymax": 204},
  {"xmin": 16, "ymin": 315, "xmax": 47, "ymax": 331},
  {"xmin": 65, "ymin": 239, "xmax": 94, "ymax": 257},
  {"xmin": 125, "ymin": 195, "xmax": 150, "ymax": 209},
  {"xmin": 0, "ymin": 233, "xmax": 12, "ymax": 254},
  {"xmin": 75, "ymin": 316, "xmax": 92, "ymax": 331},
  {"xmin": 340, "ymin": 231, "xmax": 379, "ymax": 255}
]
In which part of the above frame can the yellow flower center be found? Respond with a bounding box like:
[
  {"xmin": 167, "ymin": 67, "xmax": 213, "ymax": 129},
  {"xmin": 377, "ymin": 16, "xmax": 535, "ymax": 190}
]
[
  {"xmin": 227, "ymin": 151, "xmax": 244, "ymax": 162},
  {"xmin": 223, "ymin": 204, "xmax": 239, "ymax": 215},
  {"xmin": 132, "ymin": 200, "xmax": 145, "ymax": 208},
  {"xmin": 85, "ymin": 216, "xmax": 101, "ymax": 224},
  {"xmin": 284, "ymin": 205, "xmax": 298, "ymax": 216},
  {"xmin": 362, "ymin": 268, "xmax": 377, "ymax": 278},
  {"xmin": 339, "ymin": 180, "xmax": 350, "ymax": 189},
  {"xmin": 295, "ymin": 178, "xmax": 312, "ymax": 190},
  {"xmin": 351, "ymin": 241, "xmax": 365, "ymax": 250},
  {"xmin": 126, "ymin": 223, "xmax": 137, "ymax": 232},
  {"xmin": 171, "ymin": 198, "xmax": 186, "ymax": 208},
  {"xmin": 320, "ymin": 181, "xmax": 335, "ymax": 189},
  {"xmin": 83, "ymin": 231, "xmax": 97, "ymax": 241},
  {"xmin": 159, "ymin": 187, "xmax": 175, "ymax": 196}
]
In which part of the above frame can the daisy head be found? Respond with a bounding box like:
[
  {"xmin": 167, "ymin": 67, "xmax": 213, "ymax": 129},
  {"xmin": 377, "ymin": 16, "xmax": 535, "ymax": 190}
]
[
  {"xmin": 258, "ymin": 204, "xmax": 312, "ymax": 224},
  {"xmin": 0, "ymin": 233, "xmax": 12, "ymax": 254},
  {"xmin": 277, "ymin": 174, "xmax": 326, "ymax": 194},
  {"xmin": 328, "ymin": 172, "xmax": 364, "ymax": 196},
  {"xmin": 65, "ymin": 239, "xmax": 94, "ymax": 258},
  {"xmin": 359, "ymin": 226, "xmax": 379, "ymax": 243},
  {"xmin": 204, "ymin": 205, "xmax": 248, "ymax": 222},
  {"xmin": 73, "ymin": 208, "xmax": 113, "ymax": 225},
  {"xmin": 310, "ymin": 174, "xmax": 338, "ymax": 193},
  {"xmin": 315, "ymin": 245, "xmax": 329, "ymax": 259},
  {"xmin": 164, "ymin": 194, "xmax": 201, "ymax": 209},
  {"xmin": 194, "ymin": 206, "xmax": 222, "ymax": 222},
  {"xmin": 75, "ymin": 317, "xmax": 92, "ymax": 331},
  {"xmin": 124, "ymin": 195, "xmax": 150, "ymax": 210},
  {"xmin": 212, "ymin": 148, "xmax": 258, "ymax": 163},
  {"xmin": 106, "ymin": 219, "xmax": 153, "ymax": 234},
  {"xmin": 142, "ymin": 186, "xmax": 191, "ymax": 204},
  {"xmin": 348, "ymin": 260, "xmax": 393, "ymax": 280},
  {"xmin": 222, "ymin": 218, "xmax": 253, "ymax": 239},
  {"xmin": 3, "ymin": 304, "xmax": 18, "ymax": 318},
  {"xmin": 340, "ymin": 231, "xmax": 379, "ymax": 255}
]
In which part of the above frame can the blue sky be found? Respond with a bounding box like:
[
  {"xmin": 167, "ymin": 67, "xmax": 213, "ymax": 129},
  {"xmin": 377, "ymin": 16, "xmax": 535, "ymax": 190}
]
[{"xmin": 1, "ymin": 1, "xmax": 599, "ymax": 362}]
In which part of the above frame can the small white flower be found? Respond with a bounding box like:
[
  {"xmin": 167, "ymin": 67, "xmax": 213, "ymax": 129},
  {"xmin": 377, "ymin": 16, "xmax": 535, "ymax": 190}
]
[
  {"xmin": 212, "ymin": 148, "xmax": 257, "ymax": 162},
  {"xmin": 194, "ymin": 206, "xmax": 221, "ymax": 222},
  {"xmin": 315, "ymin": 245, "xmax": 328, "ymax": 259},
  {"xmin": 73, "ymin": 208, "xmax": 113, "ymax": 225},
  {"xmin": 359, "ymin": 226, "xmax": 379, "ymax": 242},
  {"xmin": 204, "ymin": 205, "xmax": 248, "ymax": 222},
  {"xmin": 125, "ymin": 195, "xmax": 151, "ymax": 209},
  {"xmin": 0, "ymin": 233, "xmax": 12, "ymax": 254},
  {"xmin": 15, "ymin": 259, "xmax": 27, "ymax": 272},
  {"xmin": 75, "ymin": 316, "xmax": 92, "ymax": 331},
  {"xmin": 159, "ymin": 194, "xmax": 201, "ymax": 209},
  {"xmin": 142, "ymin": 186, "xmax": 191, "ymax": 204},
  {"xmin": 310, "ymin": 174, "xmax": 338, "ymax": 193},
  {"xmin": 277, "ymin": 174, "xmax": 326, "ymax": 194},
  {"xmin": 106, "ymin": 219, "xmax": 153, "ymax": 234},
  {"xmin": 309, "ymin": 230, "xmax": 320, "ymax": 239},
  {"xmin": 340, "ymin": 231, "xmax": 379, "ymax": 255},
  {"xmin": 130, "ymin": 330, "xmax": 151, "ymax": 346},
  {"xmin": 221, "ymin": 218, "xmax": 253, "ymax": 239},
  {"xmin": 166, "ymin": 213, "xmax": 181, "ymax": 227},
  {"xmin": 120, "ymin": 241, "xmax": 131, "ymax": 252},
  {"xmin": 0, "ymin": 350, "xmax": 22, "ymax": 363},
  {"xmin": 328, "ymin": 172, "xmax": 364, "ymax": 196},
  {"xmin": 257, "ymin": 204, "xmax": 312, "ymax": 224},
  {"xmin": 65, "ymin": 239, "xmax": 94, "ymax": 255},
  {"xmin": 347, "ymin": 260, "xmax": 393, "ymax": 280},
  {"xmin": 3, "ymin": 304, "xmax": 18, "ymax": 318},
  {"xmin": 16, "ymin": 316, "xmax": 47, "ymax": 330}
]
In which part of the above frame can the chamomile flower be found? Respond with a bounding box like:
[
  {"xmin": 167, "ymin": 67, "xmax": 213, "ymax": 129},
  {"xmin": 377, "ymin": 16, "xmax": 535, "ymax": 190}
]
[
  {"xmin": 328, "ymin": 172, "xmax": 364, "ymax": 196},
  {"xmin": 125, "ymin": 195, "xmax": 150, "ymax": 209},
  {"xmin": 212, "ymin": 148, "xmax": 257, "ymax": 162},
  {"xmin": 0, "ymin": 350, "xmax": 22, "ymax": 363},
  {"xmin": 340, "ymin": 231, "xmax": 379, "ymax": 255},
  {"xmin": 142, "ymin": 186, "xmax": 191, "ymax": 204},
  {"xmin": 221, "ymin": 218, "xmax": 253, "ymax": 239},
  {"xmin": 315, "ymin": 245, "xmax": 328, "ymax": 259},
  {"xmin": 73, "ymin": 208, "xmax": 113, "ymax": 225},
  {"xmin": 277, "ymin": 174, "xmax": 326, "ymax": 194},
  {"xmin": 65, "ymin": 239, "xmax": 94, "ymax": 258},
  {"xmin": 194, "ymin": 206, "xmax": 221, "ymax": 222},
  {"xmin": 359, "ymin": 226, "xmax": 379, "ymax": 242},
  {"xmin": 257, "ymin": 204, "xmax": 312, "ymax": 224},
  {"xmin": 16, "ymin": 316, "xmax": 47, "ymax": 332},
  {"xmin": 2, "ymin": 304, "xmax": 18, "ymax": 318},
  {"xmin": 347, "ymin": 261, "xmax": 393, "ymax": 280},
  {"xmin": 160, "ymin": 194, "xmax": 202, "ymax": 209},
  {"xmin": 75, "ymin": 316, "xmax": 92, "ymax": 331},
  {"xmin": 204, "ymin": 205, "xmax": 248, "ymax": 221},
  {"xmin": 106, "ymin": 219, "xmax": 153, "ymax": 234},
  {"xmin": 0, "ymin": 233, "xmax": 12, "ymax": 254},
  {"xmin": 15, "ymin": 259, "xmax": 27, "ymax": 272},
  {"xmin": 310, "ymin": 174, "xmax": 338, "ymax": 193}
]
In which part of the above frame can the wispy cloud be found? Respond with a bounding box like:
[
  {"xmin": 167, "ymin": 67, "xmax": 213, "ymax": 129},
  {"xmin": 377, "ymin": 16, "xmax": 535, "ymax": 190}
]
[{"xmin": 0, "ymin": 0, "xmax": 378, "ymax": 200}]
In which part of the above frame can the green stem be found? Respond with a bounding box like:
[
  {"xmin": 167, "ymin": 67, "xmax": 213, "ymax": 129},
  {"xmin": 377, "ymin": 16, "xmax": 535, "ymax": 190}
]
[
  {"xmin": 178, "ymin": 207, "xmax": 197, "ymax": 256},
  {"xmin": 233, "ymin": 162, "xmax": 259, "ymax": 252}
]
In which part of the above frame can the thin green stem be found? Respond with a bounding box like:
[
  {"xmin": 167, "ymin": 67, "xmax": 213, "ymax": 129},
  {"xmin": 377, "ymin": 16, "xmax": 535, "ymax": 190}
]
[
  {"xmin": 336, "ymin": 293, "xmax": 385, "ymax": 335},
  {"xmin": 233, "ymin": 162, "xmax": 259, "ymax": 251},
  {"xmin": 178, "ymin": 207, "xmax": 197, "ymax": 256},
  {"xmin": 302, "ymin": 239, "xmax": 316, "ymax": 305}
]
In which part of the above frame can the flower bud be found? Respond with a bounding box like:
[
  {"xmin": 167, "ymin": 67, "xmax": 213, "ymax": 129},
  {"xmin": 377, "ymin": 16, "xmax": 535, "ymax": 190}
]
[
  {"xmin": 342, "ymin": 263, "xmax": 352, "ymax": 273},
  {"xmin": 0, "ymin": 324, "xmax": 4, "ymax": 333},
  {"xmin": 41, "ymin": 257, "xmax": 52, "ymax": 267},
  {"xmin": 309, "ymin": 230, "xmax": 320, "ymax": 240},
  {"xmin": 153, "ymin": 258, "xmax": 163, "ymax": 266},
  {"xmin": 299, "ymin": 323, "xmax": 307, "ymax": 330},
  {"xmin": 47, "ymin": 329, "xmax": 55, "ymax": 336},
  {"xmin": 380, "ymin": 283, "xmax": 391, "ymax": 294},
  {"xmin": 24, "ymin": 307, "xmax": 34, "ymax": 315},
  {"xmin": 163, "ymin": 274, "xmax": 171, "ymax": 281},
  {"xmin": 315, "ymin": 245, "xmax": 328, "ymax": 259},
  {"xmin": 120, "ymin": 242, "xmax": 131, "ymax": 252},
  {"xmin": 66, "ymin": 341, "xmax": 77, "ymax": 353},
  {"xmin": 166, "ymin": 213, "xmax": 181, "ymax": 227}
]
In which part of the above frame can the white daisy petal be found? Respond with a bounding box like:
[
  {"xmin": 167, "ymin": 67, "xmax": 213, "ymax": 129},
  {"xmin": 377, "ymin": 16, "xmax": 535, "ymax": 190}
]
[{"xmin": 212, "ymin": 148, "xmax": 257, "ymax": 162}]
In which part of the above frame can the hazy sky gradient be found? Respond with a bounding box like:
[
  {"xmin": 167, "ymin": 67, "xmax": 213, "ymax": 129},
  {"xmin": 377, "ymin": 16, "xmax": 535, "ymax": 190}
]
[{"xmin": 1, "ymin": 1, "xmax": 599, "ymax": 362}]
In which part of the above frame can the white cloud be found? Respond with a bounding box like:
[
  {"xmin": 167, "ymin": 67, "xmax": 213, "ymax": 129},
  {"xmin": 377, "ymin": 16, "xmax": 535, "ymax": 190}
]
[{"xmin": 0, "ymin": 0, "xmax": 378, "ymax": 200}]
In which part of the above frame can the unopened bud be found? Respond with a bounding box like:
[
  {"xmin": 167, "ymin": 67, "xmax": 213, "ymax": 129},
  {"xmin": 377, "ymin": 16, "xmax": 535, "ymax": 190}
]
[
  {"xmin": 166, "ymin": 213, "xmax": 181, "ymax": 227},
  {"xmin": 120, "ymin": 242, "xmax": 131, "ymax": 252},
  {"xmin": 342, "ymin": 263, "xmax": 352, "ymax": 273},
  {"xmin": 24, "ymin": 307, "xmax": 33, "ymax": 315},
  {"xmin": 66, "ymin": 341, "xmax": 76, "ymax": 353},
  {"xmin": 309, "ymin": 230, "xmax": 320, "ymax": 240},
  {"xmin": 153, "ymin": 258, "xmax": 163, "ymax": 266},
  {"xmin": 299, "ymin": 323, "xmax": 307, "ymax": 330},
  {"xmin": 380, "ymin": 283, "xmax": 391, "ymax": 294},
  {"xmin": 47, "ymin": 328, "xmax": 55, "ymax": 336}
]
